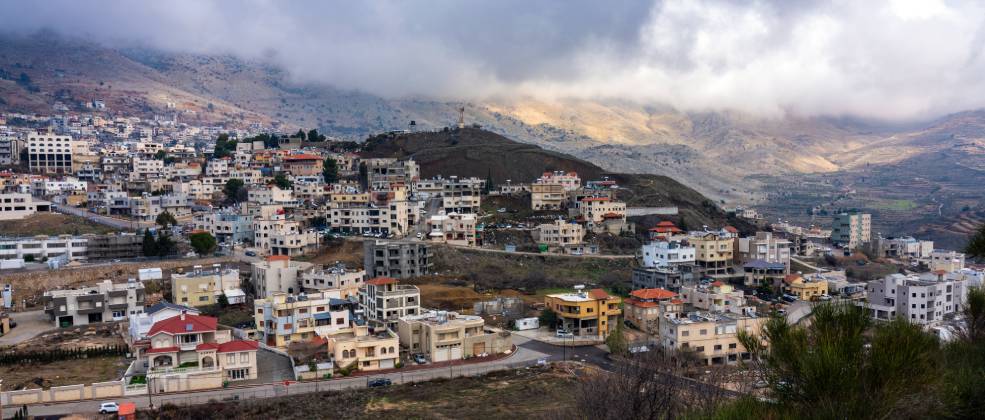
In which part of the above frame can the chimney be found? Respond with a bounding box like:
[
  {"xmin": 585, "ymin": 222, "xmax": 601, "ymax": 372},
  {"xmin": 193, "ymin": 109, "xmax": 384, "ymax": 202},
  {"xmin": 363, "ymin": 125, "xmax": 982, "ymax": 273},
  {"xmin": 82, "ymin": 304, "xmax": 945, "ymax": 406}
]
[{"xmin": 180, "ymin": 310, "xmax": 187, "ymax": 321}]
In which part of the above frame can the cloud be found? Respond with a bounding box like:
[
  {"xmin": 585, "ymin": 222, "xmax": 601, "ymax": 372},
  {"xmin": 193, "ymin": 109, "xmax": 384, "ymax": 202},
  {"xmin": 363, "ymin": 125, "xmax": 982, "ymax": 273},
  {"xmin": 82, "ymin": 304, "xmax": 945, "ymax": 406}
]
[{"xmin": 2, "ymin": 0, "xmax": 985, "ymax": 120}]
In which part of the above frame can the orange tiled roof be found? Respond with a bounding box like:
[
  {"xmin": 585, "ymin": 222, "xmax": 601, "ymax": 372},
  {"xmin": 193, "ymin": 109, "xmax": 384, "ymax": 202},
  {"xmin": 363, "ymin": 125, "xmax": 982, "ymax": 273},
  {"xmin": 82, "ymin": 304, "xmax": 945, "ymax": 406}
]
[
  {"xmin": 589, "ymin": 288, "xmax": 610, "ymax": 300},
  {"xmin": 630, "ymin": 288, "xmax": 677, "ymax": 300}
]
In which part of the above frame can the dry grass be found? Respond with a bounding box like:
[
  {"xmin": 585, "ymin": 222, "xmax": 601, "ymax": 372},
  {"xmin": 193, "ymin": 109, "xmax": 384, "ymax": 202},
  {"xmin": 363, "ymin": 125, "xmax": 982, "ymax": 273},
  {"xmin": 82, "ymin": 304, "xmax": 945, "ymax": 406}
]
[
  {"xmin": 301, "ymin": 239, "xmax": 365, "ymax": 268},
  {"xmin": 0, "ymin": 356, "xmax": 129, "ymax": 390},
  {"xmin": 0, "ymin": 212, "xmax": 117, "ymax": 237}
]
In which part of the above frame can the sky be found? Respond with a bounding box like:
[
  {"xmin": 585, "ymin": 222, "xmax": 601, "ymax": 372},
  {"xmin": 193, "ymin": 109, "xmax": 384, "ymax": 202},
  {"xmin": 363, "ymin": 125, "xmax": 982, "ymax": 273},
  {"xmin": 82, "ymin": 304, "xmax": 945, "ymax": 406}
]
[{"xmin": 3, "ymin": 0, "xmax": 985, "ymax": 121}]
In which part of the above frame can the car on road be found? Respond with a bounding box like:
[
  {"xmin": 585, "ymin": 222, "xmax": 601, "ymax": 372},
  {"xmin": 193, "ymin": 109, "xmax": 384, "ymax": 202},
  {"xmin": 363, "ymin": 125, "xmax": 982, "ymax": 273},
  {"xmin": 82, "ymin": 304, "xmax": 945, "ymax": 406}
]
[
  {"xmin": 99, "ymin": 402, "xmax": 119, "ymax": 414},
  {"xmin": 556, "ymin": 329, "xmax": 573, "ymax": 338},
  {"xmin": 416, "ymin": 232, "xmax": 424, "ymax": 239},
  {"xmin": 244, "ymin": 251, "xmax": 257, "ymax": 257},
  {"xmin": 367, "ymin": 378, "xmax": 392, "ymax": 387},
  {"xmin": 497, "ymin": 208, "xmax": 507, "ymax": 213},
  {"xmin": 413, "ymin": 353, "xmax": 428, "ymax": 364}
]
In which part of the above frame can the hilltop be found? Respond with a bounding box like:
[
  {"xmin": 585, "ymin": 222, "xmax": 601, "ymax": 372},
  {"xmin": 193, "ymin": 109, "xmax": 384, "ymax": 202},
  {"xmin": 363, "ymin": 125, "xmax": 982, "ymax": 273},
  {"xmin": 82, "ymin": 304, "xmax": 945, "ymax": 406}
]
[{"xmin": 361, "ymin": 127, "xmax": 753, "ymax": 231}]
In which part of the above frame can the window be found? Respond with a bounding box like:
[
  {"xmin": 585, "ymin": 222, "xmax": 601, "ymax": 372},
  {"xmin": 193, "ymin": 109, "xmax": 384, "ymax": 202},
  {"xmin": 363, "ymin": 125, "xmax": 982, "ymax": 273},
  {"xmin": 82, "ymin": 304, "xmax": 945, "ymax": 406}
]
[
  {"xmin": 714, "ymin": 345, "xmax": 722, "ymax": 351},
  {"xmin": 682, "ymin": 330, "xmax": 690, "ymax": 337},
  {"xmin": 336, "ymin": 318, "xmax": 345, "ymax": 325},
  {"xmin": 227, "ymin": 354, "xmax": 235, "ymax": 364},
  {"xmin": 700, "ymin": 329, "xmax": 707, "ymax": 335},
  {"xmin": 240, "ymin": 352, "xmax": 249, "ymax": 363},
  {"xmin": 199, "ymin": 296, "xmax": 210, "ymax": 302},
  {"xmin": 729, "ymin": 343, "xmax": 737, "ymax": 349}
]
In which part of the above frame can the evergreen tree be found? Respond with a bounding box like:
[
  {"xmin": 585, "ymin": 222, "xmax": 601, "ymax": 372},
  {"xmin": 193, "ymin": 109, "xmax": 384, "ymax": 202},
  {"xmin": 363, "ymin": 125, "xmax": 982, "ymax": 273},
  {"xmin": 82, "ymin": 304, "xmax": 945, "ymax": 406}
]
[
  {"xmin": 322, "ymin": 157, "xmax": 339, "ymax": 184},
  {"xmin": 274, "ymin": 173, "xmax": 292, "ymax": 189},
  {"xmin": 141, "ymin": 229, "xmax": 158, "ymax": 257},
  {"xmin": 966, "ymin": 223, "xmax": 985, "ymax": 260},
  {"xmin": 295, "ymin": 129, "xmax": 306, "ymax": 140},
  {"xmin": 155, "ymin": 210, "xmax": 177, "ymax": 229}
]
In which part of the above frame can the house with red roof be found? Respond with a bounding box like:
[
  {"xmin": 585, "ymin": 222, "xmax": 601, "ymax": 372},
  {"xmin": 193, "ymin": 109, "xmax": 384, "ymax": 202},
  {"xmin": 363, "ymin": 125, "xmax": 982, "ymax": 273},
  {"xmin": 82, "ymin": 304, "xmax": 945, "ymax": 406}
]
[
  {"xmin": 283, "ymin": 153, "xmax": 324, "ymax": 177},
  {"xmin": 137, "ymin": 311, "xmax": 259, "ymax": 391},
  {"xmin": 624, "ymin": 288, "xmax": 678, "ymax": 334}
]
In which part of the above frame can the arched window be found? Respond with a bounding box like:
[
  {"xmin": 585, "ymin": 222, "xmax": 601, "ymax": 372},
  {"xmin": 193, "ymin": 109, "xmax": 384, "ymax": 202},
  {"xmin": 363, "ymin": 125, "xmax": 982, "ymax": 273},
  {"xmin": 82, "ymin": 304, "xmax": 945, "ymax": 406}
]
[
  {"xmin": 381, "ymin": 347, "xmax": 387, "ymax": 355},
  {"xmin": 389, "ymin": 346, "xmax": 395, "ymax": 354}
]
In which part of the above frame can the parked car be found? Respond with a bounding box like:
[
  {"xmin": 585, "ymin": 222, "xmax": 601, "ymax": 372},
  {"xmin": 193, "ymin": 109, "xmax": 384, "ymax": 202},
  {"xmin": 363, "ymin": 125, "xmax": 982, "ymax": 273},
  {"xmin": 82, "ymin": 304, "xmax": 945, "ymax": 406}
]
[
  {"xmin": 244, "ymin": 251, "xmax": 257, "ymax": 257},
  {"xmin": 367, "ymin": 378, "xmax": 392, "ymax": 387},
  {"xmin": 99, "ymin": 402, "xmax": 120, "ymax": 414},
  {"xmin": 556, "ymin": 329, "xmax": 573, "ymax": 338},
  {"xmin": 413, "ymin": 353, "xmax": 428, "ymax": 364}
]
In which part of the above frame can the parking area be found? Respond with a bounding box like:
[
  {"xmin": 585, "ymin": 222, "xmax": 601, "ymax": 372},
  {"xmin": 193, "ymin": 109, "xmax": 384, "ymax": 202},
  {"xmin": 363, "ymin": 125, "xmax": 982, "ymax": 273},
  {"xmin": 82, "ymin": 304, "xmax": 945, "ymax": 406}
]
[
  {"xmin": 0, "ymin": 310, "xmax": 52, "ymax": 346},
  {"xmin": 242, "ymin": 348, "xmax": 295, "ymax": 385}
]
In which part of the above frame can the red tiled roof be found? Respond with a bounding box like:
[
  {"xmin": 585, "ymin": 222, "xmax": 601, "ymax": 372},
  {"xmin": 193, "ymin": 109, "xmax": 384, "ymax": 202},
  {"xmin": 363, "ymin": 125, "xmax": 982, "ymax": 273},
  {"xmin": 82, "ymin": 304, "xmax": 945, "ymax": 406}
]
[
  {"xmin": 710, "ymin": 281, "xmax": 724, "ymax": 287},
  {"xmin": 630, "ymin": 288, "xmax": 677, "ymax": 300},
  {"xmin": 218, "ymin": 340, "xmax": 260, "ymax": 353},
  {"xmin": 366, "ymin": 277, "xmax": 399, "ymax": 286},
  {"xmin": 589, "ymin": 288, "xmax": 610, "ymax": 300},
  {"xmin": 724, "ymin": 226, "xmax": 738, "ymax": 233},
  {"xmin": 783, "ymin": 274, "xmax": 802, "ymax": 284},
  {"xmin": 602, "ymin": 212, "xmax": 623, "ymax": 219},
  {"xmin": 148, "ymin": 314, "xmax": 218, "ymax": 336},
  {"xmin": 657, "ymin": 221, "xmax": 677, "ymax": 227},
  {"xmin": 196, "ymin": 343, "xmax": 220, "ymax": 351},
  {"xmin": 625, "ymin": 298, "xmax": 657, "ymax": 308},
  {"xmin": 145, "ymin": 346, "xmax": 179, "ymax": 354},
  {"xmin": 670, "ymin": 299, "xmax": 685, "ymax": 305}
]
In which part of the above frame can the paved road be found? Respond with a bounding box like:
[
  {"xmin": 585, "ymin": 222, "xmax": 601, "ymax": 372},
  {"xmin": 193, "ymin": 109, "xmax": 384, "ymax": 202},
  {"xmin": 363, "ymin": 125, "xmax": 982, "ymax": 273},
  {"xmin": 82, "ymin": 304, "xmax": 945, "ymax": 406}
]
[
  {"xmin": 790, "ymin": 256, "xmax": 825, "ymax": 272},
  {"xmin": 53, "ymin": 205, "xmax": 153, "ymax": 231},
  {"xmin": 2, "ymin": 338, "xmax": 551, "ymax": 418},
  {"xmin": 443, "ymin": 244, "xmax": 637, "ymax": 259},
  {"xmin": 0, "ymin": 310, "xmax": 51, "ymax": 345},
  {"xmin": 786, "ymin": 300, "xmax": 813, "ymax": 325}
]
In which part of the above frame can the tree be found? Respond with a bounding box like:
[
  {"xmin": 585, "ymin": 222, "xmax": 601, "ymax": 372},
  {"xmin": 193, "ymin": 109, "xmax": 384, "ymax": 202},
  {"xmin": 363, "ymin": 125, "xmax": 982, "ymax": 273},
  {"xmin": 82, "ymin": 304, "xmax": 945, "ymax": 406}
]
[
  {"xmin": 307, "ymin": 129, "xmax": 325, "ymax": 142},
  {"xmin": 212, "ymin": 133, "xmax": 236, "ymax": 158},
  {"xmin": 322, "ymin": 157, "xmax": 339, "ymax": 184},
  {"xmin": 155, "ymin": 232, "xmax": 176, "ymax": 257},
  {"xmin": 223, "ymin": 178, "xmax": 247, "ymax": 204},
  {"xmin": 294, "ymin": 129, "xmax": 306, "ymax": 140},
  {"xmin": 142, "ymin": 229, "xmax": 158, "ymax": 257},
  {"xmin": 605, "ymin": 323, "xmax": 628, "ymax": 355},
  {"xmin": 155, "ymin": 211, "xmax": 177, "ymax": 229},
  {"xmin": 966, "ymin": 223, "xmax": 985, "ymax": 260},
  {"xmin": 154, "ymin": 150, "xmax": 167, "ymax": 160},
  {"xmin": 538, "ymin": 308, "xmax": 558, "ymax": 330},
  {"xmin": 483, "ymin": 168, "xmax": 494, "ymax": 194},
  {"xmin": 358, "ymin": 162, "xmax": 368, "ymax": 191},
  {"xmin": 273, "ymin": 173, "xmax": 292, "ymax": 189},
  {"xmin": 217, "ymin": 293, "xmax": 229, "ymax": 309},
  {"xmin": 189, "ymin": 231, "xmax": 217, "ymax": 256}
]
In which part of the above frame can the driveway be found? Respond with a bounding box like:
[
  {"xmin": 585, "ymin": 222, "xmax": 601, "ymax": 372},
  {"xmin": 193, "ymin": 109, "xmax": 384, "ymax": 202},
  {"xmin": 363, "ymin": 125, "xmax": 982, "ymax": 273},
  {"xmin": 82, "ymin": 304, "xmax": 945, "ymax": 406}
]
[
  {"xmin": 0, "ymin": 310, "xmax": 51, "ymax": 346},
  {"xmin": 246, "ymin": 348, "xmax": 295, "ymax": 384}
]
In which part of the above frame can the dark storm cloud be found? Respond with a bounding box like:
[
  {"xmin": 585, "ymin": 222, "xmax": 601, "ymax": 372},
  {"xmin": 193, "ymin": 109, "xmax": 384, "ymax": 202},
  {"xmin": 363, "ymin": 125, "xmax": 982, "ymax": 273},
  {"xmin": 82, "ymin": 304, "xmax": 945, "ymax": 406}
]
[{"xmin": 3, "ymin": 0, "xmax": 985, "ymax": 120}]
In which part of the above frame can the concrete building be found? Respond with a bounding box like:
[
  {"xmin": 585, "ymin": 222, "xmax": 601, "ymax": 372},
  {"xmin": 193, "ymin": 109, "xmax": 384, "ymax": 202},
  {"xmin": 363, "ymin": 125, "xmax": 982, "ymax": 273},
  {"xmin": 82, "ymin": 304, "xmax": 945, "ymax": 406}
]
[
  {"xmin": 441, "ymin": 176, "xmax": 482, "ymax": 214},
  {"xmin": 363, "ymin": 239, "xmax": 433, "ymax": 279},
  {"xmin": 874, "ymin": 236, "xmax": 934, "ymax": 260},
  {"xmin": 574, "ymin": 196, "xmax": 627, "ymax": 231},
  {"xmin": 864, "ymin": 272, "xmax": 968, "ymax": 325},
  {"xmin": 530, "ymin": 183, "xmax": 565, "ymax": 211},
  {"xmin": 544, "ymin": 287, "xmax": 622, "ymax": 339},
  {"xmin": 741, "ymin": 260, "xmax": 788, "ymax": 288},
  {"xmin": 43, "ymin": 279, "xmax": 145, "ymax": 327},
  {"xmin": 0, "ymin": 135, "xmax": 22, "ymax": 165},
  {"xmin": 252, "ymin": 255, "xmax": 314, "ymax": 298},
  {"xmin": 254, "ymin": 291, "xmax": 350, "ymax": 349},
  {"xmin": 831, "ymin": 212, "xmax": 871, "ymax": 249},
  {"xmin": 534, "ymin": 219, "xmax": 585, "ymax": 250},
  {"xmin": 27, "ymin": 132, "xmax": 75, "ymax": 174},
  {"xmin": 194, "ymin": 211, "xmax": 253, "ymax": 244},
  {"xmin": 171, "ymin": 265, "xmax": 242, "ymax": 307},
  {"xmin": 689, "ymin": 231, "xmax": 736, "ymax": 277},
  {"xmin": 85, "ymin": 233, "xmax": 143, "ymax": 260},
  {"xmin": 659, "ymin": 310, "xmax": 763, "ymax": 365},
  {"xmin": 537, "ymin": 171, "xmax": 581, "ymax": 191},
  {"xmin": 0, "ymin": 235, "xmax": 88, "ymax": 261},
  {"xmin": 0, "ymin": 193, "xmax": 51, "ymax": 220},
  {"xmin": 737, "ymin": 232, "xmax": 791, "ymax": 272},
  {"xmin": 680, "ymin": 281, "xmax": 749, "ymax": 314},
  {"xmin": 300, "ymin": 264, "xmax": 366, "ymax": 298},
  {"xmin": 632, "ymin": 265, "xmax": 695, "ymax": 292},
  {"xmin": 253, "ymin": 210, "xmax": 320, "ymax": 256},
  {"xmin": 397, "ymin": 310, "xmax": 511, "ymax": 361},
  {"xmin": 623, "ymin": 288, "xmax": 679, "ymax": 335},
  {"xmin": 358, "ymin": 277, "xmax": 421, "ymax": 330},
  {"xmin": 127, "ymin": 301, "xmax": 201, "ymax": 344},
  {"xmin": 283, "ymin": 154, "xmax": 324, "ymax": 177},
  {"xmin": 641, "ymin": 240, "xmax": 696, "ymax": 269},
  {"xmin": 323, "ymin": 322, "xmax": 400, "ymax": 372},
  {"xmin": 427, "ymin": 212, "xmax": 477, "ymax": 247},
  {"xmin": 928, "ymin": 250, "xmax": 965, "ymax": 272},
  {"xmin": 782, "ymin": 273, "xmax": 830, "ymax": 301}
]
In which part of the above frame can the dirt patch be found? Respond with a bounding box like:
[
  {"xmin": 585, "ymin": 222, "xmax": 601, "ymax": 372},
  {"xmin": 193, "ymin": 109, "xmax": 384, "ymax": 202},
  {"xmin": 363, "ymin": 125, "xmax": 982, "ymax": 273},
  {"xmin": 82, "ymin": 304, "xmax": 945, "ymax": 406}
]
[
  {"xmin": 301, "ymin": 239, "xmax": 365, "ymax": 268},
  {"xmin": 0, "ymin": 356, "xmax": 129, "ymax": 390},
  {"xmin": 0, "ymin": 212, "xmax": 116, "ymax": 237},
  {"xmin": 6, "ymin": 322, "xmax": 126, "ymax": 352}
]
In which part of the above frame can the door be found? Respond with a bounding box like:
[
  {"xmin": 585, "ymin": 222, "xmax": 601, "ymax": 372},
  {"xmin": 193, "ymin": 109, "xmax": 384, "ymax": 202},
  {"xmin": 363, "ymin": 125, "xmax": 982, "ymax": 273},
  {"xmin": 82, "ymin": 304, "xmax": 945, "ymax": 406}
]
[
  {"xmin": 472, "ymin": 342, "xmax": 486, "ymax": 356},
  {"xmin": 432, "ymin": 347, "xmax": 450, "ymax": 362},
  {"xmin": 450, "ymin": 345, "xmax": 462, "ymax": 360}
]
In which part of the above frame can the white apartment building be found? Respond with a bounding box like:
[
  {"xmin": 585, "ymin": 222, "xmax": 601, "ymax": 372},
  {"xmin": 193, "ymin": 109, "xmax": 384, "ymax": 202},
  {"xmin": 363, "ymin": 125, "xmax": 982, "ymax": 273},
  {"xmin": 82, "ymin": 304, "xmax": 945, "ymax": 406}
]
[
  {"xmin": 864, "ymin": 273, "xmax": 968, "ymax": 325},
  {"xmin": 359, "ymin": 277, "xmax": 421, "ymax": 331},
  {"xmin": 427, "ymin": 212, "xmax": 477, "ymax": 247},
  {"xmin": 680, "ymin": 281, "xmax": 750, "ymax": 314},
  {"xmin": 43, "ymin": 279, "xmax": 145, "ymax": 327},
  {"xmin": 641, "ymin": 240, "xmax": 696, "ymax": 268},
  {"xmin": 0, "ymin": 235, "xmax": 88, "ymax": 261},
  {"xmin": 129, "ymin": 193, "xmax": 191, "ymax": 222},
  {"xmin": 301, "ymin": 264, "xmax": 366, "ymax": 298},
  {"xmin": 252, "ymin": 255, "xmax": 314, "ymax": 297},
  {"xmin": 927, "ymin": 250, "xmax": 965, "ymax": 272},
  {"xmin": 253, "ymin": 211, "xmax": 320, "ymax": 256},
  {"xmin": 27, "ymin": 132, "xmax": 76, "ymax": 174},
  {"xmin": 131, "ymin": 157, "xmax": 165, "ymax": 179},
  {"xmin": 249, "ymin": 186, "xmax": 299, "ymax": 208},
  {"xmin": 194, "ymin": 210, "xmax": 254, "ymax": 243},
  {"xmin": 737, "ymin": 232, "xmax": 791, "ymax": 272},
  {"xmin": 537, "ymin": 171, "xmax": 581, "ymax": 191},
  {"xmin": 0, "ymin": 193, "xmax": 52, "ymax": 221},
  {"xmin": 575, "ymin": 196, "xmax": 627, "ymax": 227}
]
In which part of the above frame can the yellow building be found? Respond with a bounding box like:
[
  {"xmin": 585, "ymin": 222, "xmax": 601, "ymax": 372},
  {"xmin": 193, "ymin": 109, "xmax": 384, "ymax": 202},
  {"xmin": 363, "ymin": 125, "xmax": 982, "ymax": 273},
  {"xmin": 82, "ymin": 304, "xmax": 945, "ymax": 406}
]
[
  {"xmin": 544, "ymin": 287, "xmax": 622, "ymax": 339},
  {"xmin": 253, "ymin": 291, "xmax": 350, "ymax": 349},
  {"xmin": 783, "ymin": 274, "xmax": 829, "ymax": 301},
  {"xmin": 659, "ymin": 311, "xmax": 763, "ymax": 365},
  {"xmin": 171, "ymin": 266, "xmax": 240, "ymax": 307},
  {"xmin": 689, "ymin": 231, "xmax": 736, "ymax": 276},
  {"xmin": 324, "ymin": 323, "xmax": 400, "ymax": 371}
]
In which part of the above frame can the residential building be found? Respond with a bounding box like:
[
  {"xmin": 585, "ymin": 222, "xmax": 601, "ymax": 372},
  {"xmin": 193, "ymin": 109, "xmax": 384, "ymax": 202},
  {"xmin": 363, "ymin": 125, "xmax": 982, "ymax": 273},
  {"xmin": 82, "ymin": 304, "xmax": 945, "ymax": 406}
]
[
  {"xmin": 737, "ymin": 232, "xmax": 791, "ymax": 272},
  {"xmin": 534, "ymin": 219, "xmax": 586, "ymax": 250},
  {"xmin": 427, "ymin": 212, "xmax": 477, "ymax": 247},
  {"xmin": 641, "ymin": 240, "xmax": 695, "ymax": 269},
  {"xmin": 0, "ymin": 193, "xmax": 51, "ymax": 220},
  {"xmin": 358, "ymin": 277, "xmax": 421, "ymax": 330},
  {"xmin": 863, "ymin": 272, "xmax": 968, "ymax": 325},
  {"xmin": 0, "ymin": 234, "xmax": 88, "ymax": 261},
  {"xmin": 689, "ymin": 231, "xmax": 736, "ymax": 277},
  {"xmin": 623, "ymin": 288, "xmax": 678, "ymax": 335},
  {"xmin": 632, "ymin": 265, "xmax": 695, "ymax": 292},
  {"xmin": 85, "ymin": 233, "xmax": 143, "ymax": 260},
  {"xmin": 253, "ymin": 210, "xmax": 319, "ymax": 256},
  {"xmin": 27, "ymin": 132, "xmax": 75, "ymax": 174},
  {"xmin": 544, "ymin": 287, "xmax": 622, "ymax": 339},
  {"xmin": 127, "ymin": 301, "xmax": 202, "ymax": 344},
  {"xmin": 530, "ymin": 182, "xmax": 565, "ymax": 211},
  {"xmin": 194, "ymin": 210, "xmax": 254, "ymax": 244},
  {"xmin": 171, "ymin": 265, "xmax": 242, "ymax": 307},
  {"xmin": 874, "ymin": 236, "xmax": 934, "ymax": 260},
  {"xmin": 252, "ymin": 256, "xmax": 314, "ymax": 297},
  {"xmin": 537, "ymin": 171, "xmax": 581, "ymax": 191},
  {"xmin": 0, "ymin": 135, "xmax": 22, "ymax": 165},
  {"xmin": 928, "ymin": 249, "xmax": 965, "ymax": 272},
  {"xmin": 782, "ymin": 273, "xmax": 830, "ymax": 301},
  {"xmin": 574, "ymin": 196, "xmax": 627, "ymax": 231},
  {"xmin": 831, "ymin": 212, "xmax": 871, "ymax": 249},
  {"xmin": 43, "ymin": 279, "xmax": 145, "ymax": 327},
  {"xmin": 363, "ymin": 239, "xmax": 433, "ymax": 279},
  {"xmin": 323, "ymin": 322, "xmax": 400, "ymax": 372},
  {"xmin": 397, "ymin": 310, "xmax": 512, "ymax": 361},
  {"xmin": 440, "ymin": 176, "xmax": 482, "ymax": 214},
  {"xmin": 300, "ymin": 264, "xmax": 367, "ymax": 298},
  {"xmin": 137, "ymin": 312, "xmax": 259, "ymax": 391},
  {"xmin": 283, "ymin": 154, "xmax": 324, "ymax": 177},
  {"xmin": 680, "ymin": 281, "xmax": 749, "ymax": 314},
  {"xmin": 254, "ymin": 291, "xmax": 350, "ymax": 348},
  {"xmin": 659, "ymin": 310, "xmax": 763, "ymax": 365},
  {"xmin": 742, "ymin": 260, "xmax": 788, "ymax": 288}
]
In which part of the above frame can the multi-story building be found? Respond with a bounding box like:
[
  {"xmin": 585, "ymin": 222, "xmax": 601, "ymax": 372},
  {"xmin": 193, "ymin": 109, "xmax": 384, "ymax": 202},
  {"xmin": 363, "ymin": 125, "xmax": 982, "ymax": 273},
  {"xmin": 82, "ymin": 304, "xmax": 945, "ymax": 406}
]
[
  {"xmin": 248, "ymin": 186, "xmax": 299, "ymax": 209},
  {"xmin": 252, "ymin": 256, "xmax": 314, "ymax": 297},
  {"xmin": 659, "ymin": 310, "xmax": 763, "ymax": 365},
  {"xmin": 137, "ymin": 312, "xmax": 259, "ymax": 391},
  {"xmin": 574, "ymin": 196, "xmax": 627, "ymax": 229},
  {"xmin": 537, "ymin": 171, "xmax": 581, "ymax": 191},
  {"xmin": 300, "ymin": 264, "xmax": 366, "ymax": 298},
  {"xmin": 253, "ymin": 210, "xmax": 319, "ymax": 256},
  {"xmin": 283, "ymin": 154, "xmax": 324, "ymax": 177},
  {"xmin": 690, "ymin": 231, "xmax": 736, "ymax": 277},
  {"xmin": 85, "ymin": 233, "xmax": 144, "ymax": 260},
  {"xmin": 427, "ymin": 212, "xmax": 477, "ymax": 247},
  {"xmin": 831, "ymin": 212, "xmax": 871, "ymax": 249},
  {"xmin": 863, "ymin": 272, "xmax": 968, "ymax": 325},
  {"xmin": 27, "ymin": 132, "xmax": 75, "ymax": 174},
  {"xmin": 43, "ymin": 279, "xmax": 145, "ymax": 327},
  {"xmin": 327, "ymin": 185, "xmax": 413, "ymax": 236},
  {"xmin": 131, "ymin": 157, "xmax": 165, "ymax": 179},
  {"xmin": 874, "ymin": 236, "xmax": 934, "ymax": 260},
  {"xmin": 623, "ymin": 288, "xmax": 679, "ymax": 335},
  {"xmin": 0, "ymin": 193, "xmax": 52, "ymax": 220},
  {"xmin": 530, "ymin": 182, "xmax": 566, "ymax": 211},
  {"xmin": 194, "ymin": 210, "xmax": 254, "ymax": 244},
  {"xmin": 323, "ymin": 322, "xmax": 400, "ymax": 371},
  {"xmin": 358, "ymin": 277, "xmax": 421, "ymax": 330},
  {"xmin": 441, "ymin": 176, "xmax": 482, "ymax": 214},
  {"xmin": 632, "ymin": 265, "xmax": 695, "ymax": 292},
  {"xmin": 129, "ymin": 193, "xmax": 191, "ymax": 222},
  {"xmin": 127, "ymin": 301, "xmax": 201, "ymax": 344},
  {"xmin": 0, "ymin": 134, "xmax": 22, "ymax": 165},
  {"xmin": 741, "ymin": 260, "xmax": 788, "ymax": 288},
  {"xmin": 254, "ymin": 291, "xmax": 351, "ymax": 348},
  {"xmin": 782, "ymin": 273, "xmax": 830, "ymax": 301},
  {"xmin": 363, "ymin": 239, "xmax": 433, "ymax": 279},
  {"xmin": 641, "ymin": 240, "xmax": 696, "ymax": 269},
  {"xmin": 543, "ymin": 287, "xmax": 622, "ymax": 339},
  {"xmin": 534, "ymin": 219, "xmax": 586, "ymax": 250},
  {"xmin": 364, "ymin": 158, "xmax": 419, "ymax": 189},
  {"xmin": 0, "ymin": 234, "xmax": 88, "ymax": 261},
  {"xmin": 737, "ymin": 232, "xmax": 791, "ymax": 272},
  {"xmin": 171, "ymin": 265, "xmax": 242, "ymax": 307},
  {"xmin": 680, "ymin": 281, "xmax": 749, "ymax": 314},
  {"xmin": 928, "ymin": 249, "xmax": 965, "ymax": 272},
  {"xmin": 397, "ymin": 310, "xmax": 511, "ymax": 361}
]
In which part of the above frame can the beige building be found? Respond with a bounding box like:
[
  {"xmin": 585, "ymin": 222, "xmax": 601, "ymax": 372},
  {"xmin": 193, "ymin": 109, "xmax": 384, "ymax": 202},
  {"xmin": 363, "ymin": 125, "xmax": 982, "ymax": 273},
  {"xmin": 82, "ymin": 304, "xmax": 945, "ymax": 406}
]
[
  {"xmin": 397, "ymin": 310, "xmax": 512, "ymax": 361},
  {"xmin": 300, "ymin": 264, "xmax": 366, "ymax": 298},
  {"xmin": 171, "ymin": 265, "xmax": 241, "ymax": 307},
  {"xmin": 358, "ymin": 277, "xmax": 421, "ymax": 330},
  {"xmin": 831, "ymin": 212, "xmax": 871, "ymax": 249},
  {"xmin": 535, "ymin": 219, "xmax": 585, "ymax": 248},
  {"xmin": 659, "ymin": 311, "xmax": 763, "ymax": 365},
  {"xmin": 0, "ymin": 193, "xmax": 52, "ymax": 221},
  {"xmin": 253, "ymin": 211, "xmax": 320, "ymax": 256},
  {"xmin": 623, "ymin": 288, "xmax": 679, "ymax": 335},
  {"xmin": 254, "ymin": 291, "xmax": 350, "ymax": 348},
  {"xmin": 324, "ymin": 323, "xmax": 400, "ymax": 371},
  {"xmin": 27, "ymin": 132, "xmax": 76, "ymax": 174},
  {"xmin": 544, "ymin": 287, "xmax": 622, "ymax": 340},
  {"xmin": 252, "ymin": 255, "xmax": 314, "ymax": 297},
  {"xmin": 427, "ymin": 212, "xmax": 477, "ymax": 247},
  {"xmin": 690, "ymin": 231, "xmax": 736, "ymax": 277},
  {"xmin": 531, "ymin": 183, "xmax": 566, "ymax": 211},
  {"xmin": 575, "ymin": 197, "xmax": 627, "ymax": 227},
  {"xmin": 680, "ymin": 281, "xmax": 749, "ymax": 314}
]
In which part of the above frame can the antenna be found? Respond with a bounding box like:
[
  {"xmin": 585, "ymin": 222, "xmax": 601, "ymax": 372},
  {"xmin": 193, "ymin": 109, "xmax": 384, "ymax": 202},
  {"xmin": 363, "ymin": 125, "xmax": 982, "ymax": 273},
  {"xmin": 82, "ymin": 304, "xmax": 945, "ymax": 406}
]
[{"xmin": 457, "ymin": 105, "xmax": 466, "ymax": 129}]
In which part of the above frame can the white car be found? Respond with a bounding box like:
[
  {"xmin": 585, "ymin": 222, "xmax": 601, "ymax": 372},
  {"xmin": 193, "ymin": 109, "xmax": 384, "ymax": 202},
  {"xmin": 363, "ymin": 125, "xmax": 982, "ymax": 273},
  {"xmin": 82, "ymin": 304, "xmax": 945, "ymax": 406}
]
[{"xmin": 99, "ymin": 402, "xmax": 119, "ymax": 414}]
